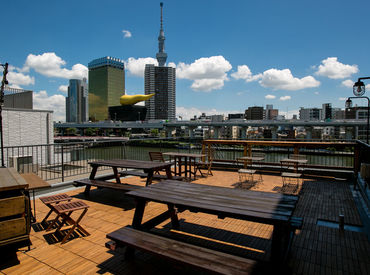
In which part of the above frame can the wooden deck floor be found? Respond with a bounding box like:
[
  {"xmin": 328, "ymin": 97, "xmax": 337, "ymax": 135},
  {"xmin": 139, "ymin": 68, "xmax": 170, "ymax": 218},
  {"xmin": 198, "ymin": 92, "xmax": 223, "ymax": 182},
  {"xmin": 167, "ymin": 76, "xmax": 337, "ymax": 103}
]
[{"xmin": 1, "ymin": 171, "xmax": 369, "ymax": 274}]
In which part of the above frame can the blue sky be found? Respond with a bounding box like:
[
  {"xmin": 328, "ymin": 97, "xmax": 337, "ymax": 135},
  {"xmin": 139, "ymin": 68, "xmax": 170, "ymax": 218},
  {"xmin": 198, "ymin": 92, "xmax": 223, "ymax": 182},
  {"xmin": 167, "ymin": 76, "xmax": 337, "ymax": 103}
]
[{"xmin": 1, "ymin": 0, "xmax": 369, "ymax": 121}]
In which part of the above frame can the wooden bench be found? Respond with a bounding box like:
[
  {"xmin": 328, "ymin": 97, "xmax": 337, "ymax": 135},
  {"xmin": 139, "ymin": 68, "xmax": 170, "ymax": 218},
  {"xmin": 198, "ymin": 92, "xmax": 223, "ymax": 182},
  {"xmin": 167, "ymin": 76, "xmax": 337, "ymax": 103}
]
[
  {"xmin": 73, "ymin": 178, "xmax": 142, "ymax": 195},
  {"xmin": 106, "ymin": 226, "xmax": 258, "ymax": 275},
  {"xmin": 120, "ymin": 170, "xmax": 184, "ymax": 181}
]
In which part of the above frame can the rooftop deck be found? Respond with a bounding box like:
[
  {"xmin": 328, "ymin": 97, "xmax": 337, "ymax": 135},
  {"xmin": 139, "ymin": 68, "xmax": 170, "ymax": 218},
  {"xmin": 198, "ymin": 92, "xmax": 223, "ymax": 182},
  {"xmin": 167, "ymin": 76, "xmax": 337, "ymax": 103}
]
[{"xmin": 1, "ymin": 171, "xmax": 369, "ymax": 274}]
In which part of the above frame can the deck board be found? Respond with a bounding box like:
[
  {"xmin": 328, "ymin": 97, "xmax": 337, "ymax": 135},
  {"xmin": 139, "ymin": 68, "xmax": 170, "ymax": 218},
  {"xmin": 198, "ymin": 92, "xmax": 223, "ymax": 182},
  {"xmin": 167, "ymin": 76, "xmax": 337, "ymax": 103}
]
[{"xmin": 0, "ymin": 171, "xmax": 369, "ymax": 275}]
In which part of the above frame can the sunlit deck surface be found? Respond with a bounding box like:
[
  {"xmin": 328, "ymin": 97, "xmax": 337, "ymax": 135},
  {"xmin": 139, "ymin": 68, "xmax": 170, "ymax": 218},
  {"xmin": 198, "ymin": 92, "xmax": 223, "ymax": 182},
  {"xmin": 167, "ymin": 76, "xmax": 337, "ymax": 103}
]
[{"xmin": 1, "ymin": 171, "xmax": 369, "ymax": 274}]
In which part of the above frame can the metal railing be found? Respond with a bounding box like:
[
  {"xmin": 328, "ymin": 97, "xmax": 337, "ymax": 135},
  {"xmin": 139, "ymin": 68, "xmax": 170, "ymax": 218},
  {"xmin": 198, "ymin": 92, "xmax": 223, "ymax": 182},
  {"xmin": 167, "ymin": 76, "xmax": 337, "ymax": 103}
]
[{"xmin": 2, "ymin": 138, "xmax": 359, "ymax": 182}]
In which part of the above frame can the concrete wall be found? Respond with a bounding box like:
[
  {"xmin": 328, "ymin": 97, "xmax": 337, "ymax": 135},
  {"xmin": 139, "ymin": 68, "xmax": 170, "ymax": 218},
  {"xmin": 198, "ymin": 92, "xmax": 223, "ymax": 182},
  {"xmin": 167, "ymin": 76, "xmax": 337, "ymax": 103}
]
[{"xmin": 2, "ymin": 108, "xmax": 53, "ymax": 146}]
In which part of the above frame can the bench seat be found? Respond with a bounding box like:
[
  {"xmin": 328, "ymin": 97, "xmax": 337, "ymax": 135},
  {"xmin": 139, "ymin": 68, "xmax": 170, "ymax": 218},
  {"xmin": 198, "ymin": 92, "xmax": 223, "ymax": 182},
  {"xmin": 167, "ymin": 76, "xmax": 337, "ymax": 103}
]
[
  {"xmin": 74, "ymin": 179, "xmax": 142, "ymax": 192},
  {"xmin": 106, "ymin": 226, "xmax": 258, "ymax": 275},
  {"xmin": 120, "ymin": 170, "xmax": 184, "ymax": 181}
]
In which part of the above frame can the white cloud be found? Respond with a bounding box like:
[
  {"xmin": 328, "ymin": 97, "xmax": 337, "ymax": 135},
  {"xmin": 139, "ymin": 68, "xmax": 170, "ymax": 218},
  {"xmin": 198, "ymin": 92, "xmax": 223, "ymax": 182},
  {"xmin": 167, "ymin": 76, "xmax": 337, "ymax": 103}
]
[
  {"xmin": 280, "ymin": 95, "xmax": 291, "ymax": 101},
  {"xmin": 7, "ymin": 71, "xmax": 35, "ymax": 87},
  {"xmin": 231, "ymin": 65, "xmax": 261, "ymax": 82},
  {"xmin": 122, "ymin": 30, "xmax": 132, "ymax": 38},
  {"xmin": 176, "ymin": 106, "xmax": 238, "ymax": 120},
  {"xmin": 338, "ymin": 97, "xmax": 347, "ymax": 101},
  {"xmin": 176, "ymin": 56, "xmax": 232, "ymax": 92},
  {"xmin": 33, "ymin": 90, "xmax": 66, "ymax": 121},
  {"xmin": 125, "ymin": 57, "xmax": 158, "ymax": 77},
  {"xmin": 259, "ymin": 68, "xmax": 320, "ymax": 91},
  {"xmin": 314, "ymin": 91, "xmax": 319, "ymax": 95},
  {"xmin": 23, "ymin": 52, "xmax": 88, "ymax": 79},
  {"xmin": 341, "ymin": 79, "xmax": 354, "ymax": 88},
  {"xmin": 58, "ymin": 85, "xmax": 68, "ymax": 93},
  {"xmin": 279, "ymin": 109, "xmax": 299, "ymax": 119},
  {"xmin": 265, "ymin": 94, "xmax": 276, "ymax": 99},
  {"xmin": 316, "ymin": 57, "xmax": 358, "ymax": 79}
]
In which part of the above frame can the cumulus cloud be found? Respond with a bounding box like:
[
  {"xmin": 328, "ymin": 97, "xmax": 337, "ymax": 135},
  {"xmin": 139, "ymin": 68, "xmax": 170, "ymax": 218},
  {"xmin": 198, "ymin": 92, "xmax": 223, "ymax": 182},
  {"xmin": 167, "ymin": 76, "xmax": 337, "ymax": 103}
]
[
  {"xmin": 338, "ymin": 97, "xmax": 347, "ymax": 101},
  {"xmin": 23, "ymin": 52, "xmax": 88, "ymax": 79},
  {"xmin": 7, "ymin": 71, "xmax": 35, "ymax": 87},
  {"xmin": 265, "ymin": 94, "xmax": 276, "ymax": 99},
  {"xmin": 33, "ymin": 90, "xmax": 66, "ymax": 121},
  {"xmin": 231, "ymin": 65, "xmax": 261, "ymax": 82},
  {"xmin": 341, "ymin": 79, "xmax": 354, "ymax": 88},
  {"xmin": 176, "ymin": 56, "xmax": 232, "ymax": 92},
  {"xmin": 122, "ymin": 30, "xmax": 132, "ymax": 38},
  {"xmin": 280, "ymin": 95, "xmax": 291, "ymax": 101},
  {"xmin": 316, "ymin": 57, "xmax": 358, "ymax": 79},
  {"xmin": 125, "ymin": 57, "xmax": 158, "ymax": 77},
  {"xmin": 58, "ymin": 85, "xmax": 68, "ymax": 93},
  {"xmin": 259, "ymin": 68, "xmax": 320, "ymax": 91},
  {"xmin": 176, "ymin": 106, "xmax": 238, "ymax": 121},
  {"xmin": 314, "ymin": 91, "xmax": 319, "ymax": 95}
]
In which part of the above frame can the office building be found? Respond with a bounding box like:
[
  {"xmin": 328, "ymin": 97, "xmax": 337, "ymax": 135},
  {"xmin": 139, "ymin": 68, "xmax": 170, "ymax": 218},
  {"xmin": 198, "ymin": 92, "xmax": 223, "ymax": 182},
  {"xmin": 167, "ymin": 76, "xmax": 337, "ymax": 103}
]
[
  {"xmin": 66, "ymin": 78, "xmax": 88, "ymax": 123},
  {"xmin": 245, "ymin": 106, "xmax": 264, "ymax": 120},
  {"xmin": 322, "ymin": 103, "xmax": 332, "ymax": 120},
  {"xmin": 144, "ymin": 2, "xmax": 176, "ymax": 121},
  {"xmin": 265, "ymin": 104, "xmax": 278, "ymax": 120},
  {"xmin": 299, "ymin": 107, "xmax": 321, "ymax": 121},
  {"xmin": 88, "ymin": 56, "xmax": 125, "ymax": 121}
]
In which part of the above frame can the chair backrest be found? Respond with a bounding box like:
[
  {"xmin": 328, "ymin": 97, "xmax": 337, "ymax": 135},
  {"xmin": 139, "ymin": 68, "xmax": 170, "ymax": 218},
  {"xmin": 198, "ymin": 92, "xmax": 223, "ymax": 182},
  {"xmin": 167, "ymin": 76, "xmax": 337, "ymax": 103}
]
[
  {"xmin": 237, "ymin": 158, "xmax": 253, "ymax": 169},
  {"xmin": 280, "ymin": 160, "xmax": 296, "ymax": 172},
  {"xmin": 252, "ymin": 152, "xmax": 265, "ymax": 158},
  {"xmin": 290, "ymin": 154, "xmax": 306, "ymax": 160},
  {"xmin": 149, "ymin": 152, "xmax": 165, "ymax": 162}
]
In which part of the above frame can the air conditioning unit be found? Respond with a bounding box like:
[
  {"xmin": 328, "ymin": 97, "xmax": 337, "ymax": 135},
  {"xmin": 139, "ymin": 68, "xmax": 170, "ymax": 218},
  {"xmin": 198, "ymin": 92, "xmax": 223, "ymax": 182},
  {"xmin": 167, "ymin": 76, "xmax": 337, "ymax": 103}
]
[{"xmin": 9, "ymin": 156, "xmax": 33, "ymax": 172}]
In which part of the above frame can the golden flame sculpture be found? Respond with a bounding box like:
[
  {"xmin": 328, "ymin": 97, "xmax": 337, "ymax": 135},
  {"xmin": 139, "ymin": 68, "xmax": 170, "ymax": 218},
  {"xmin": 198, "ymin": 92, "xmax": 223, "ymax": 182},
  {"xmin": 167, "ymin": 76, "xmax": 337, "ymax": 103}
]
[{"xmin": 120, "ymin": 93, "xmax": 155, "ymax": 105}]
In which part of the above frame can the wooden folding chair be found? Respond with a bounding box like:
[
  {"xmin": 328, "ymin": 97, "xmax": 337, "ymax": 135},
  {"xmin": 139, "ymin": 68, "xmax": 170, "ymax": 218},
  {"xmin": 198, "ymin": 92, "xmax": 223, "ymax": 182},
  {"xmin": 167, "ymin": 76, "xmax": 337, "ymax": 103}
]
[
  {"xmin": 149, "ymin": 151, "xmax": 167, "ymax": 175},
  {"xmin": 39, "ymin": 193, "xmax": 72, "ymax": 227},
  {"xmin": 48, "ymin": 200, "xmax": 90, "ymax": 244},
  {"xmin": 195, "ymin": 147, "xmax": 214, "ymax": 177}
]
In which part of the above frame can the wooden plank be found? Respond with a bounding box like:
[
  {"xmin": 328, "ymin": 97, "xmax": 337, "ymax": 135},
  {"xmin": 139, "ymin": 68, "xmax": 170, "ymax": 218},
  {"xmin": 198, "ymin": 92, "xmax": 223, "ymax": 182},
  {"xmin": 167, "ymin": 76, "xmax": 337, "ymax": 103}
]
[
  {"xmin": 107, "ymin": 226, "xmax": 258, "ymax": 275},
  {"xmin": 0, "ymin": 168, "xmax": 28, "ymax": 192},
  {"xmin": 21, "ymin": 173, "xmax": 50, "ymax": 190},
  {"xmin": 89, "ymin": 159, "xmax": 174, "ymax": 170},
  {"xmin": 120, "ymin": 170, "xmax": 183, "ymax": 180},
  {"xmin": 74, "ymin": 178, "xmax": 142, "ymax": 192},
  {"xmin": 0, "ymin": 217, "xmax": 26, "ymax": 241},
  {"xmin": 0, "ymin": 196, "xmax": 25, "ymax": 218}
]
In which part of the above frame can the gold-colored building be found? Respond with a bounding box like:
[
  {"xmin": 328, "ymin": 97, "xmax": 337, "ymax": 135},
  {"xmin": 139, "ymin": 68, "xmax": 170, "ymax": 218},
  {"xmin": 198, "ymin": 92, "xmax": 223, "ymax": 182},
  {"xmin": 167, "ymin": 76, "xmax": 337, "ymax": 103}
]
[{"xmin": 88, "ymin": 57, "xmax": 125, "ymax": 121}]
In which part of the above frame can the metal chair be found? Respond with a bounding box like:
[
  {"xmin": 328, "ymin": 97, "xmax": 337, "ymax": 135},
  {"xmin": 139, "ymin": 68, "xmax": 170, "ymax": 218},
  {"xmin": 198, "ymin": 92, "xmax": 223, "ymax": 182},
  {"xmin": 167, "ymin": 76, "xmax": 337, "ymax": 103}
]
[
  {"xmin": 237, "ymin": 158, "xmax": 257, "ymax": 183},
  {"xmin": 280, "ymin": 160, "xmax": 302, "ymax": 187}
]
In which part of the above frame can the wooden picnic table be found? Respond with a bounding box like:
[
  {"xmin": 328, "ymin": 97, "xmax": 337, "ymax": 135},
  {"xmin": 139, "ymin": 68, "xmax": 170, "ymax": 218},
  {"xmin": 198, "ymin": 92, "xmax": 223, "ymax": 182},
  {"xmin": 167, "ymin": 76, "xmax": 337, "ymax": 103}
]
[
  {"xmin": 89, "ymin": 159, "xmax": 173, "ymax": 186},
  {"xmin": 163, "ymin": 152, "xmax": 205, "ymax": 181},
  {"xmin": 124, "ymin": 180, "xmax": 299, "ymax": 263}
]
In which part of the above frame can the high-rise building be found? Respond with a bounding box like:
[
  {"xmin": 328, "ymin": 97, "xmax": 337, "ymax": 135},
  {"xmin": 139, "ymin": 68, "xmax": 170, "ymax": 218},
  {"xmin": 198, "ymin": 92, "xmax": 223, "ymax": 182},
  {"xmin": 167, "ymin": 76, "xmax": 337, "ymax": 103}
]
[
  {"xmin": 88, "ymin": 56, "xmax": 125, "ymax": 121},
  {"xmin": 265, "ymin": 104, "xmax": 278, "ymax": 120},
  {"xmin": 144, "ymin": 2, "xmax": 176, "ymax": 121},
  {"xmin": 245, "ymin": 106, "xmax": 264, "ymax": 120},
  {"xmin": 299, "ymin": 107, "xmax": 321, "ymax": 121},
  {"xmin": 66, "ymin": 78, "xmax": 88, "ymax": 123},
  {"xmin": 322, "ymin": 103, "xmax": 332, "ymax": 120}
]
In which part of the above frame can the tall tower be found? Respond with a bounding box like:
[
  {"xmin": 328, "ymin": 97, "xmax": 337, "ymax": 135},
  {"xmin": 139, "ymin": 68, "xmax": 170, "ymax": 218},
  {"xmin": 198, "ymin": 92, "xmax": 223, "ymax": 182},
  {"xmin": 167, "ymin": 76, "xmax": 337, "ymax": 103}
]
[
  {"xmin": 66, "ymin": 78, "xmax": 88, "ymax": 123},
  {"xmin": 88, "ymin": 57, "xmax": 125, "ymax": 121},
  {"xmin": 156, "ymin": 2, "xmax": 167, "ymax": 66},
  {"xmin": 145, "ymin": 2, "xmax": 176, "ymax": 121}
]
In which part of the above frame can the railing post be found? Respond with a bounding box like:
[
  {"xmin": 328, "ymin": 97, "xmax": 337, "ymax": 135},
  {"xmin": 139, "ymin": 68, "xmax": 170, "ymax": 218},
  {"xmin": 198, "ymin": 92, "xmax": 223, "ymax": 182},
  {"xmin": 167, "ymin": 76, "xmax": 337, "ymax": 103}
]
[
  {"xmin": 354, "ymin": 143, "xmax": 360, "ymax": 189},
  {"xmin": 61, "ymin": 144, "xmax": 64, "ymax": 182}
]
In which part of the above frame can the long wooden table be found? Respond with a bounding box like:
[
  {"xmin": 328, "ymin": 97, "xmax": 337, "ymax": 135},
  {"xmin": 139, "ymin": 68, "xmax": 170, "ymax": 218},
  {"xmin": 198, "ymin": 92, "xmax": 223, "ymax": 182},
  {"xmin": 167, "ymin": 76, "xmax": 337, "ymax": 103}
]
[{"xmin": 124, "ymin": 180, "xmax": 299, "ymax": 263}]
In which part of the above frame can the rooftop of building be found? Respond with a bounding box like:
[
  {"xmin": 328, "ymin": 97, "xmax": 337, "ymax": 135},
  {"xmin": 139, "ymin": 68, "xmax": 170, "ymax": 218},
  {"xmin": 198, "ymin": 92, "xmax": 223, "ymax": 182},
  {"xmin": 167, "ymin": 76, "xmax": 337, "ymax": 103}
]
[{"xmin": 1, "ymin": 168, "xmax": 369, "ymax": 274}]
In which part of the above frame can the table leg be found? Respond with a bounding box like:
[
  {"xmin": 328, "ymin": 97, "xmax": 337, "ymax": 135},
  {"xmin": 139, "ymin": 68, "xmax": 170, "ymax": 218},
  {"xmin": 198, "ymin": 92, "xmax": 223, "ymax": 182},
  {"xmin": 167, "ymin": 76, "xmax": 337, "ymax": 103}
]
[
  {"xmin": 85, "ymin": 166, "xmax": 98, "ymax": 195},
  {"xmin": 271, "ymin": 224, "xmax": 288, "ymax": 264},
  {"xmin": 184, "ymin": 157, "xmax": 188, "ymax": 179},
  {"xmin": 165, "ymin": 166, "xmax": 172, "ymax": 179},
  {"xmin": 126, "ymin": 199, "xmax": 147, "ymax": 258},
  {"xmin": 145, "ymin": 169, "xmax": 154, "ymax": 186},
  {"xmin": 112, "ymin": 167, "xmax": 121, "ymax": 183},
  {"xmin": 167, "ymin": 203, "xmax": 179, "ymax": 229}
]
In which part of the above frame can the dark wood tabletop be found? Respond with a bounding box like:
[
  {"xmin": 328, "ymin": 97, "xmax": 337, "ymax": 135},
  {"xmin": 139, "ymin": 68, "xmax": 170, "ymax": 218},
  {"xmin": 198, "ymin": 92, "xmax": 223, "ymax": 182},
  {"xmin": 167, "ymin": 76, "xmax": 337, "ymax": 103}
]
[
  {"xmin": 88, "ymin": 159, "xmax": 174, "ymax": 170},
  {"xmin": 163, "ymin": 152, "xmax": 205, "ymax": 158},
  {"xmin": 126, "ymin": 180, "xmax": 299, "ymax": 263},
  {"xmin": 127, "ymin": 180, "xmax": 298, "ymax": 224}
]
